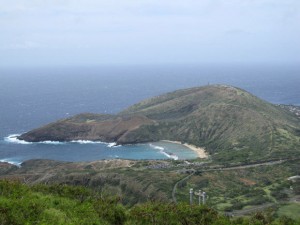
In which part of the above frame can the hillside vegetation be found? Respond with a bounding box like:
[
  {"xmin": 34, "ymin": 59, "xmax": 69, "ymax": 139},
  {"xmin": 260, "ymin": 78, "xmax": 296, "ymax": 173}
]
[
  {"xmin": 19, "ymin": 85, "xmax": 300, "ymax": 163},
  {"xmin": 0, "ymin": 180, "xmax": 299, "ymax": 225},
  {"xmin": 1, "ymin": 158, "xmax": 299, "ymax": 220}
]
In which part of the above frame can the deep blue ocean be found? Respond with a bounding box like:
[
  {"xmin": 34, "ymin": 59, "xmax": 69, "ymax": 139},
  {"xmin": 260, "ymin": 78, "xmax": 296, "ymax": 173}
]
[{"xmin": 0, "ymin": 64, "xmax": 299, "ymax": 165}]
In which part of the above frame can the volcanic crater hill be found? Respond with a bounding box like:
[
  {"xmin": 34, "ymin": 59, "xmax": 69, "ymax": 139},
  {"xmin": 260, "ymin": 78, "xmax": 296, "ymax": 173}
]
[{"xmin": 19, "ymin": 85, "xmax": 300, "ymax": 162}]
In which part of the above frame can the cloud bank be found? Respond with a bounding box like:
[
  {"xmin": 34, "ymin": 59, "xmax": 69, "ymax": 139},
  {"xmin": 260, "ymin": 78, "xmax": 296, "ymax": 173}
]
[{"xmin": 0, "ymin": 0, "xmax": 299, "ymax": 66}]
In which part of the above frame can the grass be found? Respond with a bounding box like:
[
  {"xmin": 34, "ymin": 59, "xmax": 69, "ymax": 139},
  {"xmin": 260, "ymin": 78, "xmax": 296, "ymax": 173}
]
[
  {"xmin": 1, "ymin": 158, "xmax": 300, "ymax": 217},
  {"xmin": 262, "ymin": 187, "xmax": 278, "ymax": 203},
  {"xmin": 215, "ymin": 202, "xmax": 232, "ymax": 211},
  {"xmin": 277, "ymin": 203, "xmax": 300, "ymax": 220}
]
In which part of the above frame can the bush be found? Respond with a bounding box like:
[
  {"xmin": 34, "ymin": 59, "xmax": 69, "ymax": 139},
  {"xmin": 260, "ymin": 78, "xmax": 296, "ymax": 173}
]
[
  {"xmin": 271, "ymin": 191, "xmax": 288, "ymax": 200},
  {"xmin": 93, "ymin": 196, "xmax": 127, "ymax": 225},
  {"xmin": 0, "ymin": 180, "xmax": 299, "ymax": 225},
  {"xmin": 129, "ymin": 202, "xmax": 225, "ymax": 225}
]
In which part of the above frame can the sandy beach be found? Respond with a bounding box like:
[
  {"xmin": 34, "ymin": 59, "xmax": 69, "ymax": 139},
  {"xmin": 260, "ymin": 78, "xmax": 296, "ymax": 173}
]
[{"xmin": 161, "ymin": 140, "xmax": 208, "ymax": 159}]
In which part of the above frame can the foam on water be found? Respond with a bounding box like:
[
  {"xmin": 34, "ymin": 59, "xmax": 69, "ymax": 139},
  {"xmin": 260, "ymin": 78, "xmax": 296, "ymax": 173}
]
[
  {"xmin": 107, "ymin": 142, "xmax": 117, "ymax": 147},
  {"xmin": 72, "ymin": 140, "xmax": 122, "ymax": 148},
  {"xmin": 150, "ymin": 143, "xmax": 179, "ymax": 160},
  {"xmin": 4, "ymin": 134, "xmax": 32, "ymax": 145},
  {"xmin": 39, "ymin": 141, "xmax": 64, "ymax": 145},
  {"xmin": 5, "ymin": 135, "xmax": 118, "ymax": 147},
  {"xmin": 112, "ymin": 145, "xmax": 122, "ymax": 148},
  {"xmin": 5, "ymin": 134, "xmax": 62, "ymax": 145},
  {"xmin": 149, "ymin": 143, "xmax": 164, "ymax": 151},
  {"xmin": 159, "ymin": 150, "xmax": 179, "ymax": 160},
  {"xmin": 0, "ymin": 158, "xmax": 22, "ymax": 167},
  {"xmin": 71, "ymin": 140, "xmax": 105, "ymax": 144}
]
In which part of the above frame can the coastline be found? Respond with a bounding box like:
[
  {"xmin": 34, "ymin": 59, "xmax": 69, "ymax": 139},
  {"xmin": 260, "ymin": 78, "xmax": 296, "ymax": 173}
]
[{"xmin": 161, "ymin": 140, "xmax": 208, "ymax": 159}]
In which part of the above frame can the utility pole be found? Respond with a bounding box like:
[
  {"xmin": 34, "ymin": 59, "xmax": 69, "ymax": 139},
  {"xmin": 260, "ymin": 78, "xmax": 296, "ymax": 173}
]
[
  {"xmin": 194, "ymin": 190, "xmax": 202, "ymax": 205},
  {"xmin": 190, "ymin": 189, "xmax": 208, "ymax": 205},
  {"xmin": 189, "ymin": 188, "xmax": 193, "ymax": 205},
  {"xmin": 202, "ymin": 191, "xmax": 206, "ymax": 205}
]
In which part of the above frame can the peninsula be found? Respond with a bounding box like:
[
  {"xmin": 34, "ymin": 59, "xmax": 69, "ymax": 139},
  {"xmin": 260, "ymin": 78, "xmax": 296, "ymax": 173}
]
[{"xmin": 18, "ymin": 85, "xmax": 300, "ymax": 163}]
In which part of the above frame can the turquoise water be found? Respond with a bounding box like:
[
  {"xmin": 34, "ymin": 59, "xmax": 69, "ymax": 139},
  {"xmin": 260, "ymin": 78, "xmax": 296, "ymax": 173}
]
[{"xmin": 1, "ymin": 136, "xmax": 198, "ymax": 166}]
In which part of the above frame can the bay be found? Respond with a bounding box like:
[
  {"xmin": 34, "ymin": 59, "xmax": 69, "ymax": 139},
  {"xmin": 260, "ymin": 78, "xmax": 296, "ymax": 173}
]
[{"xmin": 0, "ymin": 64, "xmax": 299, "ymax": 164}]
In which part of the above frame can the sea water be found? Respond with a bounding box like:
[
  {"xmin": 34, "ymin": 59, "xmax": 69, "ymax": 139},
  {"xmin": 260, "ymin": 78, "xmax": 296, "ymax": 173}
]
[
  {"xmin": 0, "ymin": 135, "xmax": 194, "ymax": 166},
  {"xmin": 0, "ymin": 64, "xmax": 299, "ymax": 165}
]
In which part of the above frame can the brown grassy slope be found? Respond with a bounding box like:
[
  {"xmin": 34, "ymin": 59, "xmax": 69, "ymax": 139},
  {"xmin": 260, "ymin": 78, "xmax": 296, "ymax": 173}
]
[{"xmin": 19, "ymin": 114, "xmax": 154, "ymax": 142}]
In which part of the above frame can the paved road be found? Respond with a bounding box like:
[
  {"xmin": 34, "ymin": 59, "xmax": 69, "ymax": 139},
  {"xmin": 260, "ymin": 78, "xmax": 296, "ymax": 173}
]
[
  {"xmin": 172, "ymin": 170, "xmax": 195, "ymax": 203},
  {"xmin": 231, "ymin": 203, "xmax": 275, "ymax": 216},
  {"xmin": 202, "ymin": 159, "xmax": 286, "ymax": 172},
  {"xmin": 171, "ymin": 158, "xmax": 298, "ymax": 204}
]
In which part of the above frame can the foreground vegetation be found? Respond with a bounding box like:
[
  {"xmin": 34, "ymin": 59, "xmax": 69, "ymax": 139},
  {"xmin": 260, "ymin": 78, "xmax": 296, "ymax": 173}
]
[
  {"xmin": 1, "ymin": 158, "xmax": 299, "ymax": 218},
  {"xmin": 0, "ymin": 180, "xmax": 299, "ymax": 225}
]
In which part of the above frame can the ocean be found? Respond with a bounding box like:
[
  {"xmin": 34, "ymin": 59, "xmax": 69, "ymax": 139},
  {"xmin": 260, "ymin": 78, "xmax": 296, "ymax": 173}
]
[{"xmin": 0, "ymin": 64, "xmax": 299, "ymax": 165}]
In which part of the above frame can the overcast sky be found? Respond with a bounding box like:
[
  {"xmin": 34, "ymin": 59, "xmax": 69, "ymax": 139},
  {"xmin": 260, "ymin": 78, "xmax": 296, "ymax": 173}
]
[{"xmin": 0, "ymin": 0, "xmax": 299, "ymax": 67}]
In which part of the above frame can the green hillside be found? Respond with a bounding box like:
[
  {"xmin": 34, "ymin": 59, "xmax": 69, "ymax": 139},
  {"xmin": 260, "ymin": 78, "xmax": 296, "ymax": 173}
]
[
  {"xmin": 120, "ymin": 85, "xmax": 300, "ymax": 162},
  {"xmin": 19, "ymin": 85, "xmax": 300, "ymax": 163}
]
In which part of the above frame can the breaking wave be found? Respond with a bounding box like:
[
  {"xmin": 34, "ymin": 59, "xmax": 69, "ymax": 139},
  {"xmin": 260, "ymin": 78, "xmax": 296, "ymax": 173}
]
[
  {"xmin": 107, "ymin": 142, "xmax": 116, "ymax": 147},
  {"xmin": 4, "ymin": 135, "xmax": 63, "ymax": 145},
  {"xmin": 4, "ymin": 134, "xmax": 32, "ymax": 145},
  {"xmin": 150, "ymin": 144, "xmax": 179, "ymax": 160},
  {"xmin": 4, "ymin": 134, "xmax": 122, "ymax": 148},
  {"xmin": 160, "ymin": 151, "xmax": 179, "ymax": 160},
  {"xmin": 0, "ymin": 158, "xmax": 22, "ymax": 167},
  {"xmin": 39, "ymin": 141, "xmax": 64, "ymax": 145},
  {"xmin": 149, "ymin": 144, "xmax": 164, "ymax": 151},
  {"xmin": 107, "ymin": 143, "xmax": 121, "ymax": 148},
  {"xmin": 71, "ymin": 140, "xmax": 105, "ymax": 144},
  {"xmin": 72, "ymin": 140, "xmax": 121, "ymax": 147}
]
